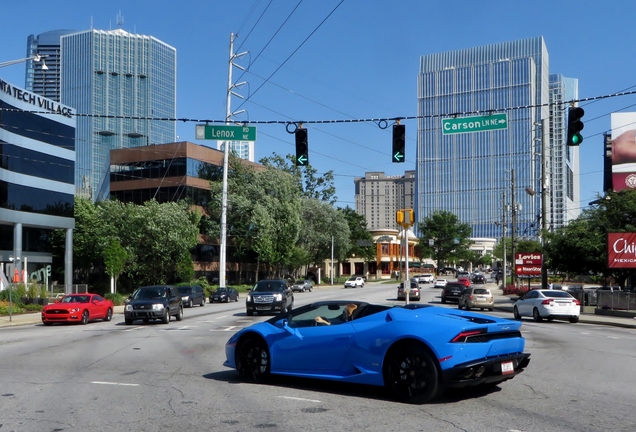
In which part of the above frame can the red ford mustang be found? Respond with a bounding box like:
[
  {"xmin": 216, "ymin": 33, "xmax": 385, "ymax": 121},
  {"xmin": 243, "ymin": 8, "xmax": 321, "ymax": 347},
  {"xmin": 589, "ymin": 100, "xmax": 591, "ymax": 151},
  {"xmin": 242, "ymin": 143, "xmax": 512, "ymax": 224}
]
[{"xmin": 41, "ymin": 293, "xmax": 114, "ymax": 325}]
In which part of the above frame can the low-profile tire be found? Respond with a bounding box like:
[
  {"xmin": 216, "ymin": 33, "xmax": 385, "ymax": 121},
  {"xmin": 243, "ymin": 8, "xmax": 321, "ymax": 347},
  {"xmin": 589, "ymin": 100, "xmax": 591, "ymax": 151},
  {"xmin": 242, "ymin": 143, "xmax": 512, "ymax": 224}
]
[
  {"xmin": 162, "ymin": 309, "xmax": 170, "ymax": 324},
  {"xmin": 513, "ymin": 306, "xmax": 521, "ymax": 320},
  {"xmin": 80, "ymin": 310, "xmax": 89, "ymax": 325},
  {"xmin": 532, "ymin": 308, "xmax": 543, "ymax": 322},
  {"xmin": 236, "ymin": 337, "xmax": 270, "ymax": 383},
  {"xmin": 104, "ymin": 308, "xmax": 113, "ymax": 322},
  {"xmin": 175, "ymin": 306, "xmax": 183, "ymax": 321},
  {"xmin": 383, "ymin": 344, "xmax": 440, "ymax": 404},
  {"xmin": 125, "ymin": 318, "xmax": 133, "ymax": 325},
  {"xmin": 569, "ymin": 316, "xmax": 579, "ymax": 323}
]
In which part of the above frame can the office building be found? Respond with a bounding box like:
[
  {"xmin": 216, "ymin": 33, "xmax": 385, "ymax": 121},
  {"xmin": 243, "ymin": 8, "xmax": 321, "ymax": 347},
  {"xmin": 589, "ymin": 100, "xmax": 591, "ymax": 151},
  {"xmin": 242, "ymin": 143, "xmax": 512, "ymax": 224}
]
[
  {"xmin": 0, "ymin": 77, "xmax": 75, "ymax": 289},
  {"xmin": 354, "ymin": 171, "xmax": 415, "ymax": 230},
  {"xmin": 218, "ymin": 140, "xmax": 254, "ymax": 162},
  {"xmin": 549, "ymin": 74, "xmax": 580, "ymax": 228},
  {"xmin": 25, "ymin": 29, "xmax": 75, "ymax": 102},
  {"xmin": 416, "ymin": 36, "xmax": 575, "ymax": 241},
  {"xmin": 59, "ymin": 28, "xmax": 176, "ymax": 201}
]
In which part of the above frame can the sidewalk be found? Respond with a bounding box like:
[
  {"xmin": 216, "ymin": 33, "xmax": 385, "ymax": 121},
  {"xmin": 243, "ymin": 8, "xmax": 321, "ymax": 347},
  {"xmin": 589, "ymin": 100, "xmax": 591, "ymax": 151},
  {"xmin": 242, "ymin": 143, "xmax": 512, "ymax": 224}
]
[{"xmin": 0, "ymin": 305, "xmax": 126, "ymax": 328}]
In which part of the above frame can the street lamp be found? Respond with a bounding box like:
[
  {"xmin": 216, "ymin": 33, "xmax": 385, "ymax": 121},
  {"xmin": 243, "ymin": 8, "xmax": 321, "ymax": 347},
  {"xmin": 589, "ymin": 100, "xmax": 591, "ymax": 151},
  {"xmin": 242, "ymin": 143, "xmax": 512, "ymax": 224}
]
[{"xmin": 0, "ymin": 54, "xmax": 48, "ymax": 70}]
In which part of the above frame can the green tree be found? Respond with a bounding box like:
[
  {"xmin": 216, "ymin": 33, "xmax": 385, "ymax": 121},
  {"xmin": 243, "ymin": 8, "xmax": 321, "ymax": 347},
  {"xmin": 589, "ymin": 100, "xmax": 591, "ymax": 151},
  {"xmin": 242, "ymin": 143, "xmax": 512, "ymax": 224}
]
[
  {"xmin": 339, "ymin": 206, "xmax": 375, "ymax": 261},
  {"xmin": 417, "ymin": 211, "xmax": 473, "ymax": 267},
  {"xmin": 259, "ymin": 153, "xmax": 337, "ymax": 204},
  {"xmin": 297, "ymin": 199, "xmax": 351, "ymax": 268},
  {"xmin": 103, "ymin": 239, "xmax": 128, "ymax": 293}
]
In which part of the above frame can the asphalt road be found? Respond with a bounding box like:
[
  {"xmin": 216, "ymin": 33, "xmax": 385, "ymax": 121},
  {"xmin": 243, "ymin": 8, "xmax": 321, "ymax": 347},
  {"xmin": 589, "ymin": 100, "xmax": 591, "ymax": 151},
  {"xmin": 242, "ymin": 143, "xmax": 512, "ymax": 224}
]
[{"xmin": 1, "ymin": 281, "xmax": 634, "ymax": 431}]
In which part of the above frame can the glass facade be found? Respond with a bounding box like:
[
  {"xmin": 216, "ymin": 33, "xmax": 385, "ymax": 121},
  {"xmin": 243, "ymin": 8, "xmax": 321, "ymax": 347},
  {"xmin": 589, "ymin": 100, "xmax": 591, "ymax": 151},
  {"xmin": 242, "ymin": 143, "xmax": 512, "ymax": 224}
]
[
  {"xmin": 218, "ymin": 140, "xmax": 255, "ymax": 162},
  {"xmin": 416, "ymin": 37, "xmax": 557, "ymax": 240},
  {"xmin": 26, "ymin": 29, "xmax": 75, "ymax": 102},
  {"xmin": 60, "ymin": 29, "xmax": 176, "ymax": 201}
]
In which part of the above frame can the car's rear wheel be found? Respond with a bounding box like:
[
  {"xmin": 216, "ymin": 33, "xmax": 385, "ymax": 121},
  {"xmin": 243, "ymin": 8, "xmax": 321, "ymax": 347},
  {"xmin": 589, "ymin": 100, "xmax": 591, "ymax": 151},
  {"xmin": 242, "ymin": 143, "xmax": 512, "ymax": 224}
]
[
  {"xmin": 384, "ymin": 344, "xmax": 439, "ymax": 404},
  {"xmin": 532, "ymin": 308, "xmax": 543, "ymax": 322},
  {"xmin": 236, "ymin": 337, "xmax": 270, "ymax": 383},
  {"xmin": 513, "ymin": 306, "xmax": 521, "ymax": 320},
  {"xmin": 81, "ymin": 310, "xmax": 89, "ymax": 325},
  {"xmin": 569, "ymin": 316, "xmax": 579, "ymax": 323},
  {"xmin": 104, "ymin": 308, "xmax": 113, "ymax": 322},
  {"xmin": 457, "ymin": 303, "xmax": 462, "ymax": 310}
]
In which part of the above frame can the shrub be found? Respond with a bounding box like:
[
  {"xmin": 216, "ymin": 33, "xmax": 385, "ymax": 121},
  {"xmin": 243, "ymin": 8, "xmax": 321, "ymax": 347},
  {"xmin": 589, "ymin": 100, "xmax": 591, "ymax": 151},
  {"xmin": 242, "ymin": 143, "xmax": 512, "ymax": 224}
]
[
  {"xmin": 23, "ymin": 303, "xmax": 42, "ymax": 312},
  {"xmin": 104, "ymin": 292, "xmax": 127, "ymax": 306},
  {"xmin": 0, "ymin": 301, "xmax": 25, "ymax": 315},
  {"xmin": 503, "ymin": 285, "xmax": 530, "ymax": 296}
]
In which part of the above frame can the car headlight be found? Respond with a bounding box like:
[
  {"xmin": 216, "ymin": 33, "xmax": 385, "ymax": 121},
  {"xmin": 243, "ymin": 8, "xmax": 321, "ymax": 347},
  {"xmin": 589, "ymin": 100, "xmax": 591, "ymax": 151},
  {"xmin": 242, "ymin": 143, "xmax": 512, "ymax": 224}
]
[
  {"xmin": 274, "ymin": 294, "xmax": 283, "ymax": 301},
  {"xmin": 152, "ymin": 304, "xmax": 165, "ymax": 311},
  {"xmin": 125, "ymin": 305, "xmax": 133, "ymax": 311},
  {"xmin": 69, "ymin": 308, "xmax": 80, "ymax": 313},
  {"xmin": 247, "ymin": 294, "xmax": 252, "ymax": 301},
  {"xmin": 182, "ymin": 296, "xmax": 190, "ymax": 301}
]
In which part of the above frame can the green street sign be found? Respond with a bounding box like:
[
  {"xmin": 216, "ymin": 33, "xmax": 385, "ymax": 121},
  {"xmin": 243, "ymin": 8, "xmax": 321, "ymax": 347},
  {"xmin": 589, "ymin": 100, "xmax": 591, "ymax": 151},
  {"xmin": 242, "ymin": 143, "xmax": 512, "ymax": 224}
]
[
  {"xmin": 195, "ymin": 124, "xmax": 257, "ymax": 141},
  {"xmin": 442, "ymin": 113, "xmax": 508, "ymax": 135}
]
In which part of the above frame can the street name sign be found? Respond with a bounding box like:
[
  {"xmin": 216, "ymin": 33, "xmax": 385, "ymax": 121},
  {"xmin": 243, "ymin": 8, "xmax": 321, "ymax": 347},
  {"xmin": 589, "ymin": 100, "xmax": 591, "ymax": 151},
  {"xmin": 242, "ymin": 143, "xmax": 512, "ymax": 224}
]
[
  {"xmin": 442, "ymin": 113, "xmax": 508, "ymax": 135},
  {"xmin": 195, "ymin": 124, "xmax": 257, "ymax": 141}
]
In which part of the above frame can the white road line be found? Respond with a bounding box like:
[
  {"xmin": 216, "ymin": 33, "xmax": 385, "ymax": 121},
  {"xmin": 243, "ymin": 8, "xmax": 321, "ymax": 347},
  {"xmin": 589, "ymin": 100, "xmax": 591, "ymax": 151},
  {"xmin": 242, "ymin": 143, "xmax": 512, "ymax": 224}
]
[
  {"xmin": 91, "ymin": 381, "xmax": 139, "ymax": 387},
  {"xmin": 277, "ymin": 396, "xmax": 321, "ymax": 403}
]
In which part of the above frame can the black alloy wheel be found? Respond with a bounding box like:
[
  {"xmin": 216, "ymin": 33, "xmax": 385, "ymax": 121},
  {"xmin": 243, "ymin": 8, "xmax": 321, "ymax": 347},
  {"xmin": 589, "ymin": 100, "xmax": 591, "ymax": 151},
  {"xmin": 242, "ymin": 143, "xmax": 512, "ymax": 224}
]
[
  {"xmin": 384, "ymin": 344, "xmax": 439, "ymax": 404},
  {"xmin": 80, "ymin": 310, "xmax": 89, "ymax": 325},
  {"xmin": 236, "ymin": 337, "xmax": 271, "ymax": 383},
  {"xmin": 104, "ymin": 308, "xmax": 113, "ymax": 322}
]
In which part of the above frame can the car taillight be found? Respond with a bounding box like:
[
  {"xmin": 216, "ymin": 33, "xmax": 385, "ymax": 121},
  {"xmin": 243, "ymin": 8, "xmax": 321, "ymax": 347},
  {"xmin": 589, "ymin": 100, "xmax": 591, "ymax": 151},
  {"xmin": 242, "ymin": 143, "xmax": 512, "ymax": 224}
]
[
  {"xmin": 468, "ymin": 295, "xmax": 473, "ymax": 300},
  {"xmin": 573, "ymin": 299, "xmax": 581, "ymax": 306},
  {"xmin": 451, "ymin": 328, "xmax": 487, "ymax": 343},
  {"xmin": 541, "ymin": 299, "xmax": 553, "ymax": 305}
]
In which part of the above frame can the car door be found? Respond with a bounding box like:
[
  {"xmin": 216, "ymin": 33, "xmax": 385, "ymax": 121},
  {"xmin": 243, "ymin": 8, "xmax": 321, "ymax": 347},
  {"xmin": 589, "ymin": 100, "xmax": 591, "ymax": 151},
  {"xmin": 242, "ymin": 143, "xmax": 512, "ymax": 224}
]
[
  {"xmin": 518, "ymin": 290, "xmax": 538, "ymax": 316},
  {"xmin": 92, "ymin": 295, "xmax": 108, "ymax": 319}
]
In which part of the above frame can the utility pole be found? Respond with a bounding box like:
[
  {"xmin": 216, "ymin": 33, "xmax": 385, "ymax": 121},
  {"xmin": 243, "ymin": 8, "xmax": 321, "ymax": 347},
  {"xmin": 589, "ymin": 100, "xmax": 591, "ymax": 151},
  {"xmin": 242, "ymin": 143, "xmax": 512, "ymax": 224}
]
[
  {"xmin": 502, "ymin": 191, "xmax": 507, "ymax": 288},
  {"xmin": 219, "ymin": 33, "xmax": 247, "ymax": 287},
  {"xmin": 511, "ymin": 168, "xmax": 516, "ymax": 287},
  {"xmin": 540, "ymin": 118, "xmax": 548, "ymax": 289}
]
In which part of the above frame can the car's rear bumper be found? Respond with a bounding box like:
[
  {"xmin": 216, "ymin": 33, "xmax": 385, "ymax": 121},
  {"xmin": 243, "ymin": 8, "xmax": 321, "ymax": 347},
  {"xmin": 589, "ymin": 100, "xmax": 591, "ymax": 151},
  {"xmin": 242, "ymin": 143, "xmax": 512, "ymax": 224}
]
[{"xmin": 443, "ymin": 353, "xmax": 531, "ymax": 388}]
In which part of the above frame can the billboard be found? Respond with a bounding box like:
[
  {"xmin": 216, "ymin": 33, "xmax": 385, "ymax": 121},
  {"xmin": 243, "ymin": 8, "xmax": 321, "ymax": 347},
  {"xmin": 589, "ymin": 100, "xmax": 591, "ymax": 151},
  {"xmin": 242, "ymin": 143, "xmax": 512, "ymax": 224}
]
[
  {"xmin": 515, "ymin": 253, "xmax": 542, "ymax": 277},
  {"xmin": 607, "ymin": 232, "xmax": 636, "ymax": 268},
  {"xmin": 610, "ymin": 113, "xmax": 636, "ymax": 192}
]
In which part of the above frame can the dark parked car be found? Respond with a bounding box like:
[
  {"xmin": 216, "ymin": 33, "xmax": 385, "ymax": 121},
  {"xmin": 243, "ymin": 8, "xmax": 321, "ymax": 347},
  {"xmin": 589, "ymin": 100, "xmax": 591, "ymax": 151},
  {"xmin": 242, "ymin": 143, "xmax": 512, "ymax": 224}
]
[
  {"xmin": 124, "ymin": 285, "xmax": 183, "ymax": 325},
  {"xmin": 291, "ymin": 279, "xmax": 314, "ymax": 292},
  {"xmin": 246, "ymin": 279, "xmax": 294, "ymax": 316},
  {"xmin": 177, "ymin": 285, "xmax": 206, "ymax": 307},
  {"xmin": 441, "ymin": 282, "xmax": 465, "ymax": 304},
  {"xmin": 210, "ymin": 287, "xmax": 239, "ymax": 303}
]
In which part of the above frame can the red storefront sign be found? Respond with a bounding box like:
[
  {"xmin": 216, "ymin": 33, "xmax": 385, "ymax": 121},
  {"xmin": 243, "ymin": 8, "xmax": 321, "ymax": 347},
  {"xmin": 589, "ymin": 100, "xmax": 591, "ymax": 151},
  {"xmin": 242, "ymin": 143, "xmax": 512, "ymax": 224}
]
[
  {"xmin": 608, "ymin": 232, "xmax": 636, "ymax": 268},
  {"xmin": 515, "ymin": 253, "xmax": 542, "ymax": 277}
]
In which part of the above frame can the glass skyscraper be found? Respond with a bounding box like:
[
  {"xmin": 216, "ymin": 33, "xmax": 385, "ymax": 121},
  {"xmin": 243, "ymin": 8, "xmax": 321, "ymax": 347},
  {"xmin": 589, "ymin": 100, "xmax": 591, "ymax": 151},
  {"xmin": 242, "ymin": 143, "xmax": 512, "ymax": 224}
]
[
  {"xmin": 60, "ymin": 29, "xmax": 176, "ymax": 201},
  {"xmin": 416, "ymin": 36, "xmax": 579, "ymax": 242},
  {"xmin": 25, "ymin": 29, "xmax": 76, "ymax": 102}
]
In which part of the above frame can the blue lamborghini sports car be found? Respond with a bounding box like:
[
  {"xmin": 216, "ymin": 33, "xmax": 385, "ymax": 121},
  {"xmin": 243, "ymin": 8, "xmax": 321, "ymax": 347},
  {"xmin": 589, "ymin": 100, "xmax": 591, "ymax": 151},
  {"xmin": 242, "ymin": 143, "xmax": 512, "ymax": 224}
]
[{"xmin": 224, "ymin": 301, "xmax": 531, "ymax": 404}]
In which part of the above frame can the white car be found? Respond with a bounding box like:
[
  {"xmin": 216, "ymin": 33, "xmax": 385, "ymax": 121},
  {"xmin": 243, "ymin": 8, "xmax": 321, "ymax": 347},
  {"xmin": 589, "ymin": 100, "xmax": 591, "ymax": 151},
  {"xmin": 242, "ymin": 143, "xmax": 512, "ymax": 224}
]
[
  {"xmin": 433, "ymin": 279, "xmax": 447, "ymax": 288},
  {"xmin": 418, "ymin": 273, "xmax": 435, "ymax": 284},
  {"xmin": 513, "ymin": 289, "xmax": 580, "ymax": 323},
  {"xmin": 344, "ymin": 276, "xmax": 365, "ymax": 288}
]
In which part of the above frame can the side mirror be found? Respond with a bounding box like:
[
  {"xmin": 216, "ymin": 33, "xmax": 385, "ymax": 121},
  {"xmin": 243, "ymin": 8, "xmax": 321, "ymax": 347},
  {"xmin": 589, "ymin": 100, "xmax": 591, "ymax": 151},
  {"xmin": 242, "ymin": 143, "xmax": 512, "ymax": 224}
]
[
  {"xmin": 247, "ymin": 288, "xmax": 252, "ymax": 292},
  {"xmin": 274, "ymin": 318, "xmax": 288, "ymax": 329}
]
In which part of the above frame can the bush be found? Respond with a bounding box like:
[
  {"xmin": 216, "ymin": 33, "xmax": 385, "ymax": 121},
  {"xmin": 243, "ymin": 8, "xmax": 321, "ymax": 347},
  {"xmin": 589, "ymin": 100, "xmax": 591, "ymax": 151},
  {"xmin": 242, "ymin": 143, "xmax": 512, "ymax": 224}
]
[
  {"xmin": 503, "ymin": 285, "xmax": 529, "ymax": 296},
  {"xmin": 23, "ymin": 303, "xmax": 42, "ymax": 312},
  {"xmin": 104, "ymin": 292, "xmax": 127, "ymax": 306},
  {"xmin": 0, "ymin": 301, "xmax": 25, "ymax": 315}
]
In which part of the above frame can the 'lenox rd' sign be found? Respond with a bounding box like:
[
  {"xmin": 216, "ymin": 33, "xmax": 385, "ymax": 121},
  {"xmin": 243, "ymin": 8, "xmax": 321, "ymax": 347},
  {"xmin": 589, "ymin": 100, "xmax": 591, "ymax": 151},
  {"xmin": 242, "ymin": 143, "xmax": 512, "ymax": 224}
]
[{"xmin": 442, "ymin": 113, "xmax": 508, "ymax": 135}]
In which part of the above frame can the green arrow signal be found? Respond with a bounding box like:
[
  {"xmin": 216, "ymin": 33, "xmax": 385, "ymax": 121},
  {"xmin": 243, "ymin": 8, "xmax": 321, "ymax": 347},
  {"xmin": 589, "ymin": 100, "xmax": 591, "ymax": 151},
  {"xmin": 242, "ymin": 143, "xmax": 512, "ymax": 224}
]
[
  {"xmin": 297, "ymin": 155, "xmax": 308, "ymax": 165},
  {"xmin": 393, "ymin": 151, "xmax": 404, "ymax": 162}
]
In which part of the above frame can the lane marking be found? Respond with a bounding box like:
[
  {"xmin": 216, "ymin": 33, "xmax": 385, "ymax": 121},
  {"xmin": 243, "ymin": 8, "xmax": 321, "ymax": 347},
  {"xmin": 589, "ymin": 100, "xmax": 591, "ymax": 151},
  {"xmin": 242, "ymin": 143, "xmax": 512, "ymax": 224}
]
[
  {"xmin": 277, "ymin": 396, "xmax": 321, "ymax": 403},
  {"xmin": 91, "ymin": 381, "xmax": 139, "ymax": 387}
]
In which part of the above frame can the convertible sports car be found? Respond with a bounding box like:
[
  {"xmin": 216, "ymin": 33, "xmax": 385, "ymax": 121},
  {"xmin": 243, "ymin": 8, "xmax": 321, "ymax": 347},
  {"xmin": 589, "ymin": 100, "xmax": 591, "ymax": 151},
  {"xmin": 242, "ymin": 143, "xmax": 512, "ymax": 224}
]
[
  {"xmin": 224, "ymin": 300, "xmax": 530, "ymax": 404},
  {"xmin": 41, "ymin": 293, "xmax": 114, "ymax": 325}
]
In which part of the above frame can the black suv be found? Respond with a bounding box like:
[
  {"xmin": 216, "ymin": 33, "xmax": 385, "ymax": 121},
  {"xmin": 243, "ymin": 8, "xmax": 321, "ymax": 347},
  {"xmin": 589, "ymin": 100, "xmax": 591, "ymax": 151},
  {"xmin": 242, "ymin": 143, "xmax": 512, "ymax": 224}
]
[
  {"xmin": 177, "ymin": 285, "xmax": 206, "ymax": 307},
  {"xmin": 441, "ymin": 282, "xmax": 465, "ymax": 304},
  {"xmin": 124, "ymin": 285, "xmax": 184, "ymax": 325},
  {"xmin": 246, "ymin": 279, "xmax": 294, "ymax": 316}
]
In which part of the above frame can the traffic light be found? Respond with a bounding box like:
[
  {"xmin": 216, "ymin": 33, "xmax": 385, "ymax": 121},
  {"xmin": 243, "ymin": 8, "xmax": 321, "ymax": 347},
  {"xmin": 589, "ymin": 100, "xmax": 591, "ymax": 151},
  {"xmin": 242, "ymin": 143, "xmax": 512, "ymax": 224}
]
[
  {"xmin": 392, "ymin": 124, "xmax": 405, "ymax": 163},
  {"xmin": 295, "ymin": 128, "xmax": 308, "ymax": 166},
  {"xmin": 566, "ymin": 106, "xmax": 584, "ymax": 146}
]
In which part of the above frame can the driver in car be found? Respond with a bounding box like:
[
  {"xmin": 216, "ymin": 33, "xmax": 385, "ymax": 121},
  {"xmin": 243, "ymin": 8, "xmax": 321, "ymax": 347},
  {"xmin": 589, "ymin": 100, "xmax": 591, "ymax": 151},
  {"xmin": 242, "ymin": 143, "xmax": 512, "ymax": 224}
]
[{"xmin": 315, "ymin": 303, "xmax": 358, "ymax": 326}]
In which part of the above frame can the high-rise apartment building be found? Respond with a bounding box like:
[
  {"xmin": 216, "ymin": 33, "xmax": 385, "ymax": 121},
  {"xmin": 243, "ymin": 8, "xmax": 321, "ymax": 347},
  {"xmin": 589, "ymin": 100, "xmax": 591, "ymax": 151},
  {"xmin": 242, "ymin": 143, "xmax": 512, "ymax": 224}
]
[
  {"xmin": 25, "ymin": 29, "xmax": 75, "ymax": 102},
  {"xmin": 415, "ymin": 36, "xmax": 577, "ymax": 241},
  {"xmin": 47, "ymin": 28, "xmax": 177, "ymax": 201},
  {"xmin": 354, "ymin": 171, "xmax": 415, "ymax": 230},
  {"xmin": 217, "ymin": 140, "xmax": 254, "ymax": 162}
]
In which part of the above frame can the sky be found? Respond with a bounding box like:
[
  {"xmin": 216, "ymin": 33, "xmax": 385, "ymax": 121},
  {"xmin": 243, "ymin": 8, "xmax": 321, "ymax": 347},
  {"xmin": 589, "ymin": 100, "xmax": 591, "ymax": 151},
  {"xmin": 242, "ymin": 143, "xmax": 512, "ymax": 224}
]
[{"xmin": 1, "ymin": 0, "xmax": 634, "ymax": 213}]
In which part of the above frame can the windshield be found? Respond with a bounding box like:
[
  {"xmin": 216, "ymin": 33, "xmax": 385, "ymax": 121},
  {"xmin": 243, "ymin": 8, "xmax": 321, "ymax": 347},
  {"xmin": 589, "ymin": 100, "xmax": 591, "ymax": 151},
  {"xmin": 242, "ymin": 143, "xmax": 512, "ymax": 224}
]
[
  {"xmin": 61, "ymin": 295, "xmax": 90, "ymax": 303},
  {"xmin": 295, "ymin": 280, "xmax": 305, "ymax": 284},
  {"xmin": 132, "ymin": 287, "xmax": 167, "ymax": 299},
  {"xmin": 253, "ymin": 281, "xmax": 284, "ymax": 292},
  {"xmin": 178, "ymin": 287, "xmax": 192, "ymax": 294},
  {"xmin": 348, "ymin": 276, "xmax": 357, "ymax": 281},
  {"xmin": 215, "ymin": 288, "xmax": 228, "ymax": 293}
]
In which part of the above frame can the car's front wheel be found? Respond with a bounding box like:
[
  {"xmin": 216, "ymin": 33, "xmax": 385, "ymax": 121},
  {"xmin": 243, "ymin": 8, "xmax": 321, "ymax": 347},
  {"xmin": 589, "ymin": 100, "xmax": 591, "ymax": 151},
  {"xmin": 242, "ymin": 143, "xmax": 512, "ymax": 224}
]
[
  {"xmin": 162, "ymin": 309, "xmax": 170, "ymax": 324},
  {"xmin": 236, "ymin": 337, "xmax": 270, "ymax": 383},
  {"xmin": 80, "ymin": 310, "xmax": 89, "ymax": 325},
  {"xmin": 384, "ymin": 344, "xmax": 439, "ymax": 404},
  {"xmin": 175, "ymin": 306, "xmax": 183, "ymax": 321}
]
